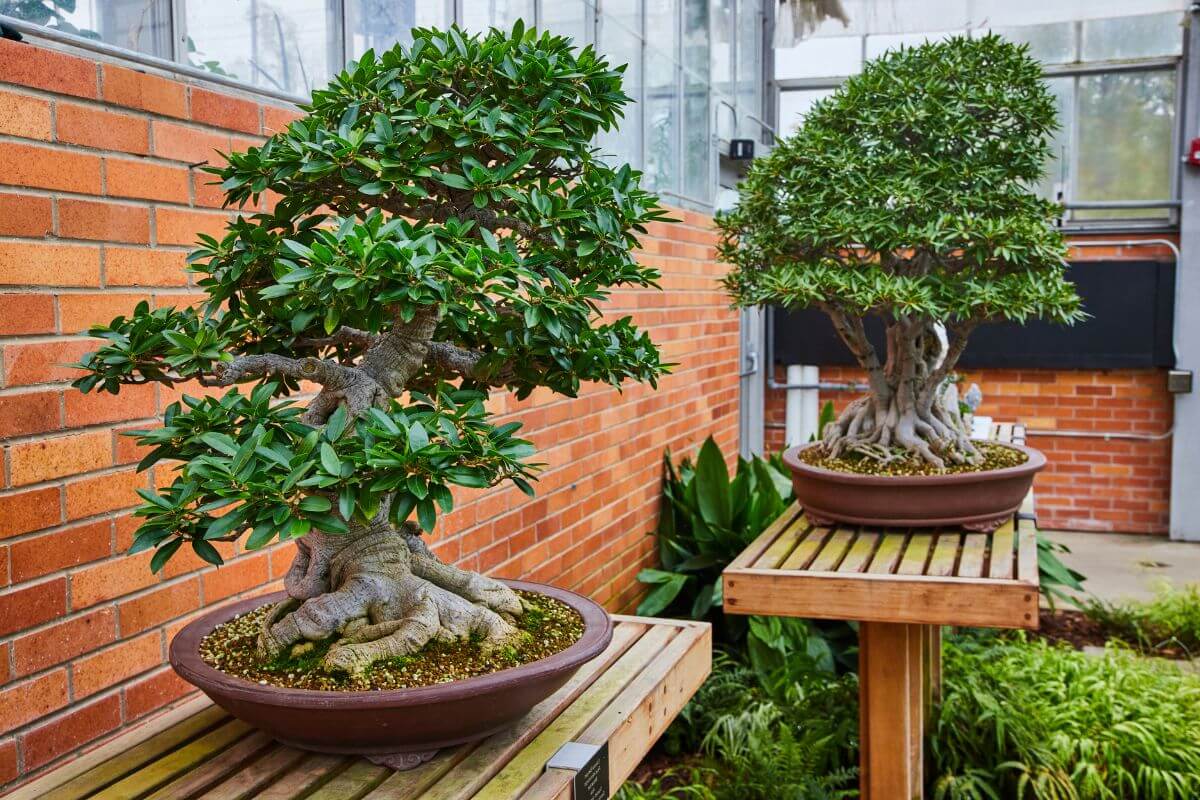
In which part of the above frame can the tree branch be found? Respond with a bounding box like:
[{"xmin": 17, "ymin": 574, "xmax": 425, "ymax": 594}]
[
  {"xmin": 212, "ymin": 354, "xmax": 358, "ymax": 388},
  {"xmin": 425, "ymin": 341, "xmax": 515, "ymax": 385}
]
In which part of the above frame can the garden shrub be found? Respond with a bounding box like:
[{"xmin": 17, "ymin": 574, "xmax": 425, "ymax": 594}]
[{"xmin": 1080, "ymin": 583, "xmax": 1200, "ymax": 658}]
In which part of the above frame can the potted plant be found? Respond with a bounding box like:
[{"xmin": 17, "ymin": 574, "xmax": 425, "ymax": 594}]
[
  {"xmin": 717, "ymin": 35, "xmax": 1083, "ymax": 530},
  {"xmin": 73, "ymin": 23, "xmax": 670, "ymax": 766}
]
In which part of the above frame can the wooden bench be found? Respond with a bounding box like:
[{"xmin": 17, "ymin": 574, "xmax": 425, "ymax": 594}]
[
  {"xmin": 722, "ymin": 424, "xmax": 1039, "ymax": 800},
  {"xmin": 9, "ymin": 616, "xmax": 711, "ymax": 800}
]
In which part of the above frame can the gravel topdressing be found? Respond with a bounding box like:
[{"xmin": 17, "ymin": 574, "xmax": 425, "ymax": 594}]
[
  {"xmin": 801, "ymin": 441, "xmax": 1028, "ymax": 477},
  {"xmin": 198, "ymin": 589, "xmax": 585, "ymax": 691}
]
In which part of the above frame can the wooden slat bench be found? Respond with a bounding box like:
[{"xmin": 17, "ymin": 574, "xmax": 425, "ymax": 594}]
[
  {"xmin": 9, "ymin": 616, "xmax": 711, "ymax": 800},
  {"xmin": 723, "ymin": 424, "xmax": 1039, "ymax": 800}
]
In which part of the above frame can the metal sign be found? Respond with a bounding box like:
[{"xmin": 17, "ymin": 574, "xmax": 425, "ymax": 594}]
[{"xmin": 546, "ymin": 741, "xmax": 609, "ymax": 800}]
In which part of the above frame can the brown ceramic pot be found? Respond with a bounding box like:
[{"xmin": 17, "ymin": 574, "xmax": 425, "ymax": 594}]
[
  {"xmin": 169, "ymin": 580, "xmax": 611, "ymax": 767},
  {"xmin": 781, "ymin": 442, "xmax": 1046, "ymax": 531}
]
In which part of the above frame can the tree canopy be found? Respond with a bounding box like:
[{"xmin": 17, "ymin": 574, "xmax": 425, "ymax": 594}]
[
  {"xmin": 74, "ymin": 24, "xmax": 670, "ymax": 570},
  {"xmin": 717, "ymin": 34, "xmax": 1084, "ymax": 330}
]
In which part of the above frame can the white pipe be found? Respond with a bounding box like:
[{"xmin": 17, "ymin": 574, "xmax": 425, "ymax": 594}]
[{"xmin": 784, "ymin": 365, "xmax": 820, "ymax": 446}]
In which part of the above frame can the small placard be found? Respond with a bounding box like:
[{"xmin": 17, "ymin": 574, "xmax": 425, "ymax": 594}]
[{"xmin": 546, "ymin": 741, "xmax": 609, "ymax": 800}]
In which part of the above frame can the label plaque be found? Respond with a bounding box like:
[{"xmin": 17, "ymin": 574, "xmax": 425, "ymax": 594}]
[{"xmin": 546, "ymin": 741, "xmax": 609, "ymax": 800}]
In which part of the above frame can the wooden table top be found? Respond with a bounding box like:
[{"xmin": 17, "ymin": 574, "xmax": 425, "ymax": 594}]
[{"xmin": 10, "ymin": 616, "xmax": 711, "ymax": 800}]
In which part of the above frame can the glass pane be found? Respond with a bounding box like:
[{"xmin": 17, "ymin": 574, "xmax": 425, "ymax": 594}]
[
  {"xmin": 682, "ymin": 72, "xmax": 710, "ymax": 203},
  {"xmin": 460, "ymin": 0, "xmax": 534, "ymax": 34},
  {"xmin": 186, "ymin": 0, "xmax": 338, "ymax": 95},
  {"xmin": 774, "ymin": 36, "xmax": 861, "ymax": 79},
  {"xmin": 682, "ymin": 0, "xmax": 708, "ymax": 78},
  {"xmin": 596, "ymin": 3, "xmax": 643, "ymax": 170},
  {"xmin": 345, "ymin": 0, "xmax": 449, "ymax": 58},
  {"xmin": 1074, "ymin": 70, "xmax": 1176, "ymax": 220},
  {"xmin": 984, "ymin": 22, "xmax": 1075, "ymax": 65},
  {"xmin": 865, "ymin": 30, "xmax": 957, "ymax": 60},
  {"xmin": 711, "ymin": 0, "xmax": 734, "ymax": 97},
  {"xmin": 1033, "ymin": 76, "xmax": 1072, "ymax": 203},
  {"xmin": 777, "ymin": 87, "xmax": 834, "ymax": 136},
  {"xmin": 1081, "ymin": 12, "xmax": 1183, "ymax": 62},
  {"xmin": 735, "ymin": 0, "xmax": 761, "ymax": 138},
  {"xmin": 1, "ymin": 0, "xmax": 172, "ymax": 58},
  {"xmin": 541, "ymin": 0, "xmax": 588, "ymax": 48},
  {"xmin": 645, "ymin": 0, "xmax": 678, "ymax": 61},
  {"xmin": 644, "ymin": 49, "xmax": 679, "ymax": 194}
]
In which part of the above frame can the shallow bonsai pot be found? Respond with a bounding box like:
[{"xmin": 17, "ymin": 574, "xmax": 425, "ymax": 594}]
[
  {"xmin": 169, "ymin": 580, "xmax": 611, "ymax": 765},
  {"xmin": 781, "ymin": 442, "xmax": 1046, "ymax": 531}
]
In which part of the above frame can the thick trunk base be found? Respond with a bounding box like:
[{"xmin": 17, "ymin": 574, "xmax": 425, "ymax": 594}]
[
  {"xmin": 258, "ymin": 522, "xmax": 527, "ymax": 676},
  {"xmin": 822, "ymin": 391, "xmax": 981, "ymax": 469}
]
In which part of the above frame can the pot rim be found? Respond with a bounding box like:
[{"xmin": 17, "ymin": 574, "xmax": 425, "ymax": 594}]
[
  {"xmin": 781, "ymin": 441, "xmax": 1046, "ymax": 486},
  {"xmin": 169, "ymin": 579, "xmax": 612, "ymax": 708}
]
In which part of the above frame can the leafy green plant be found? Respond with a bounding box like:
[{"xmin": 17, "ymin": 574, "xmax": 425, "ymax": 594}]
[
  {"xmin": 636, "ymin": 437, "xmax": 792, "ymax": 630},
  {"xmin": 616, "ymin": 768, "xmax": 718, "ymax": 800},
  {"xmin": 71, "ymin": 24, "xmax": 671, "ymax": 674},
  {"xmin": 1038, "ymin": 534, "xmax": 1087, "ymax": 609},
  {"xmin": 933, "ymin": 633, "xmax": 1200, "ymax": 799},
  {"xmin": 1080, "ymin": 583, "xmax": 1200, "ymax": 659},
  {"xmin": 718, "ymin": 35, "xmax": 1083, "ymax": 468}
]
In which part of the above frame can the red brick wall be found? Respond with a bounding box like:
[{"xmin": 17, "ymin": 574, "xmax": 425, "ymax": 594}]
[
  {"xmin": 765, "ymin": 367, "xmax": 1172, "ymax": 535},
  {"xmin": 0, "ymin": 37, "xmax": 738, "ymax": 790}
]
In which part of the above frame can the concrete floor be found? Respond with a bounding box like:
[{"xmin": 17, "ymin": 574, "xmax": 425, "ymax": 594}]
[{"xmin": 1044, "ymin": 529, "xmax": 1200, "ymax": 605}]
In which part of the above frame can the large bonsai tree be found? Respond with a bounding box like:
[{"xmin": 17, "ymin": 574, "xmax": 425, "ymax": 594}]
[
  {"xmin": 718, "ymin": 35, "xmax": 1083, "ymax": 467},
  {"xmin": 74, "ymin": 24, "xmax": 669, "ymax": 674}
]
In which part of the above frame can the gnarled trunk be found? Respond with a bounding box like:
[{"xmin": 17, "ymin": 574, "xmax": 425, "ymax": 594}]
[
  {"xmin": 258, "ymin": 519, "xmax": 526, "ymax": 675},
  {"xmin": 821, "ymin": 313, "xmax": 981, "ymax": 468}
]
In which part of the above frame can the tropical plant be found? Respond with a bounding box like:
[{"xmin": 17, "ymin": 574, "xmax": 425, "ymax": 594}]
[
  {"xmin": 636, "ymin": 437, "xmax": 792, "ymax": 629},
  {"xmin": 1037, "ymin": 534, "xmax": 1087, "ymax": 609},
  {"xmin": 932, "ymin": 632, "xmax": 1200, "ymax": 799},
  {"xmin": 71, "ymin": 24, "xmax": 670, "ymax": 675},
  {"xmin": 717, "ymin": 35, "xmax": 1084, "ymax": 467}
]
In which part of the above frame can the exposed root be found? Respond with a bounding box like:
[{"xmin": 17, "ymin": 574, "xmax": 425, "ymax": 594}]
[
  {"xmin": 821, "ymin": 390, "xmax": 982, "ymax": 468},
  {"xmin": 257, "ymin": 522, "xmax": 526, "ymax": 676}
]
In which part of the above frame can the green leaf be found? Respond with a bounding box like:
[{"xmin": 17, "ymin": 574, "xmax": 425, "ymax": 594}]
[
  {"xmin": 319, "ymin": 442, "xmax": 341, "ymax": 474},
  {"xmin": 191, "ymin": 538, "xmax": 224, "ymax": 566},
  {"xmin": 693, "ymin": 437, "xmax": 732, "ymax": 530},
  {"xmin": 416, "ymin": 497, "xmax": 436, "ymax": 532},
  {"xmin": 636, "ymin": 572, "xmax": 689, "ymax": 616},
  {"xmin": 150, "ymin": 538, "xmax": 182, "ymax": 573},
  {"xmin": 299, "ymin": 495, "xmax": 332, "ymax": 512}
]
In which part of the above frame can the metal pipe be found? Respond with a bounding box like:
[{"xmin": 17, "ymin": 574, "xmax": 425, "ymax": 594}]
[
  {"xmin": 1026, "ymin": 427, "xmax": 1174, "ymax": 441},
  {"xmin": 1063, "ymin": 200, "xmax": 1181, "ymax": 210},
  {"xmin": 0, "ymin": 13, "xmax": 308, "ymax": 104}
]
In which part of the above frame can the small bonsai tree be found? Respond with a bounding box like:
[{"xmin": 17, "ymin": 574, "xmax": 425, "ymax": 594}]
[
  {"xmin": 718, "ymin": 35, "xmax": 1083, "ymax": 468},
  {"xmin": 74, "ymin": 24, "xmax": 669, "ymax": 674}
]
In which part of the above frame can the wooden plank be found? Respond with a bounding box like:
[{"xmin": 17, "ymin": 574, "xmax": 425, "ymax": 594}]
[
  {"xmin": 417, "ymin": 621, "xmax": 647, "ymax": 800},
  {"xmin": 988, "ymin": 521, "xmax": 1016, "ymax": 580},
  {"xmin": 957, "ymin": 534, "xmax": 987, "ymax": 578},
  {"xmin": 837, "ymin": 532, "xmax": 878, "ymax": 574},
  {"xmin": 897, "ymin": 534, "xmax": 933, "ymax": 576},
  {"xmin": 145, "ymin": 731, "xmax": 276, "ymax": 800},
  {"xmin": 1017, "ymin": 530, "xmax": 1038, "ymax": 587},
  {"xmin": 750, "ymin": 514, "xmax": 807, "ymax": 569},
  {"xmin": 521, "ymin": 623, "xmax": 712, "ymax": 800},
  {"xmin": 730, "ymin": 504, "xmax": 803, "ymax": 569},
  {"xmin": 926, "ymin": 533, "xmax": 961, "ymax": 577},
  {"xmin": 1013, "ymin": 423, "xmax": 1027, "ymax": 445},
  {"xmin": 808, "ymin": 529, "xmax": 855, "ymax": 572},
  {"xmin": 779, "ymin": 524, "xmax": 831, "ymax": 571},
  {"xmin": 17, "ymin": 698, "xmax": 223, "ymax": 800},
  {"xmin": 723, "ymin": 569, "xmax": 1039, "ymax": 629},
  {"xmin": 253, "ymin": 754, "xmax": 347, "ymax": 800},
  {"xmin": 93, "ymin": 720, "xmax": 255, "ymax": 800},
  {"xmin": 995, "ymin": 422, "xmax": 1014, "ymax": 444},
  {"xmin": 860, "ymin": 622, "xmax": 917, "ymax": 799},
  {"xmin": 469, "ymin": 625, "xmax": 676, "ymax": 800},
  {"xmin": 305, "ymin": 761, "xmax": 391, "ymax": 800},
  {"xmin": 363, "ymin": 747, "xmax": 474, "ymax": 800},
  {"xmin": 865, "ymin": 532, "xmax": 906, "ymax": 575},
  {"xmin": 193, "ymin": 744, "xmax": 307, "ymax": 800}
]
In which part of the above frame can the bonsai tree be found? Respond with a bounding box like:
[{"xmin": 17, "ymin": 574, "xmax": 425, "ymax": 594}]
[
  {"xmin": 717, "ymin": 35, "xmax": 1083, "ymax": 468},
  {"xmin": 73, "ymin": 24, "xmax": 669, "ymax": 674}
]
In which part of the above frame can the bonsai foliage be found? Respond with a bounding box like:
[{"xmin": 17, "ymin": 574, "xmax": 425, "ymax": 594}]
[
  {"xmin": 74, "ymin": 24, "xmax": 669, "ymax": 673},
  {"xmin": 717, "ymin": 35, "xmax": 1083, "ymax": 466}
]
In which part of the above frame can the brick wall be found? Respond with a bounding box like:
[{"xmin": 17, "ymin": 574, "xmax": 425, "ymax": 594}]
[
  {"xmin": 765, "ymin": 367, "xmax": 1172, "ymax": 535},
  {"xmin": 0, "ymin": 37, "xmax": 739, "ymax": 790}
]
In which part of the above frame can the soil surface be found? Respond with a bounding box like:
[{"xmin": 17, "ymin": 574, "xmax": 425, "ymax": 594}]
[
  {"xmin": 801, "ymin": 441, "xmax": 1027, "ymax": 477},
  {"xmin": 199, "ymin": 589, "xmax": 584, "ymax": 691},
  {"xmin": 1034, "ymin": 609, "xmax": 1195, "ymax": 660}
]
